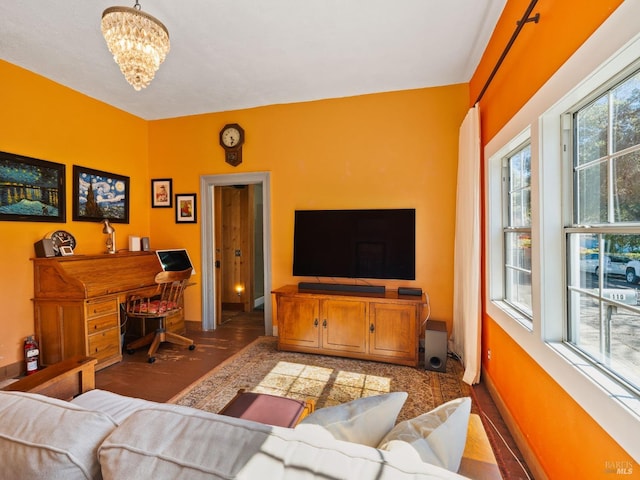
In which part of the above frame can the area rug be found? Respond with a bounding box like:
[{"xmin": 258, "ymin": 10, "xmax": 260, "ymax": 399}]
[{"xmin": 170, "ymin": 336, "xmax": 472, "ymax": 422}]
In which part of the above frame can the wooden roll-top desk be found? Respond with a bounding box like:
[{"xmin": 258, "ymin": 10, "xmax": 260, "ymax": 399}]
[{"xmin": 32, "ymin": 252, "xmax": 184, "ymax": 370}]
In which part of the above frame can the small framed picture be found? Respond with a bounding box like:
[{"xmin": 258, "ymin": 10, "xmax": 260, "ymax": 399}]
[
  {"xmin": 151, "ymin": 178, "xmax": 172, "ymax": 208},
  {"xmin": 175, "ymin": 193, "xmax": 197, "ymax": 223}
]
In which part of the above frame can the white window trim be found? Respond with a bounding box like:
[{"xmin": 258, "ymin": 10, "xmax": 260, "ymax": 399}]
[
  {"xmin": 488, "ymin": 128, "xmax": 533, "ymax": 329},
  {"xmin": 485, "ymin": 0, "xmax": 640, "ymax": 462}
]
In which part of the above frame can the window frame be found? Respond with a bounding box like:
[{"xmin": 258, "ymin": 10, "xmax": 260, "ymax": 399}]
[
  {"xmin": 503, "ymin": 141, "xmax": 533, "ymax": 321},
  {"xmin": 564, "ymin": 68, "xmax": 640, "ymax": 395},
  {"xmin": 484, "ymin": 3, "xmax": 640, "ymax": 461},
  {"xmin": 488, "ymin": 128, "xmax": 533, "ymax": 329}
]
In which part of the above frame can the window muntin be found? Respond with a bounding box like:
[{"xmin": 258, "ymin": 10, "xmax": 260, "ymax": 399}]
[
  {"xmin": 504, "ymin": 144, "xmax": 532, "ymax": 318},
  {"xmin": 568, "ymin": 69, "xmax": 640, "ymax": 393}
]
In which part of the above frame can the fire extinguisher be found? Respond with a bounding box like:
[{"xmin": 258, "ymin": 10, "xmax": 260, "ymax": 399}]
[{"xmin": 24, "ymin": 335, "xmax": 39, "ymax": 375}]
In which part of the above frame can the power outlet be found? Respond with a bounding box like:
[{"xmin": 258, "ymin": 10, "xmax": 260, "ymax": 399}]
[{"xmin": 487, "ymin": 349, "xmax": 491, "ymax": 360}]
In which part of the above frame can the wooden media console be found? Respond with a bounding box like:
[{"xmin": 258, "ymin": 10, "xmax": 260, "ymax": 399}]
[{"xmin": 272, "ymin": 285, "xmax": 427, "ymax": 367}]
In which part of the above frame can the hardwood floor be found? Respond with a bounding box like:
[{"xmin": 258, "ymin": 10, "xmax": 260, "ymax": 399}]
[{"xmin": 95, "ymin": 311, "xmax": 265, "ymax": 402}]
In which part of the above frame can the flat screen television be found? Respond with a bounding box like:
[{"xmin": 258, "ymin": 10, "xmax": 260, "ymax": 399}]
[
  {"xmin": 155, "ymin": 249, "xmax": 195, "ymax": 275},
  {"xmin": 293, "ymin": 209, "xmax": 415, "ymax": 280}
]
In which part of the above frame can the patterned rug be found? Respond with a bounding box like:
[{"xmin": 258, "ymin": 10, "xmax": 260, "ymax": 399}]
[{"xmin": 170, "ymin": 336, "xmax": 472, "ymax": 422}]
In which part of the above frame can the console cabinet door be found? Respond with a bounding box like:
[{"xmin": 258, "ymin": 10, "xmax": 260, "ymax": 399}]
[
  {"xmin": 369, "ymin": 302, "xmax": 417, "ymax": 364},
  {"xmin": 321, "ymin": 299, "xmax": 368, "ymax": 354},
  {"xmin": 277, "ymin": 296, "xmax": 320, "ymax": 348}
]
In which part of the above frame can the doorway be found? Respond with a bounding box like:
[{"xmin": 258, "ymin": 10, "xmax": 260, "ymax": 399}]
[
  {"xmin": 199, "ymin": 172, "xmax": 272, "ymax": 334},
  {"xmin": 216, "ymin": 184, "xmax": 264, "ymax": 313}
]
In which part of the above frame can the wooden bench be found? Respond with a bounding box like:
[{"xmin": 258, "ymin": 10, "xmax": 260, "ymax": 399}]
[{"xmin": 2, "ymin": 355, "xmax": 96, "ymax": 401}]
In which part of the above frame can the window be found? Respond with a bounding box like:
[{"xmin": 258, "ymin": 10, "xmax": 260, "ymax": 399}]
[
  {"xmin": 485, "ymin": 5, "xmax": 640, "ymax": 458},
  {"xmin": 504, "ymin": 144, "xmax": 533, "ymax": 318},
  {"xmin": 566, "ymin": 68, "xmax": 640, "ymax": 393}
]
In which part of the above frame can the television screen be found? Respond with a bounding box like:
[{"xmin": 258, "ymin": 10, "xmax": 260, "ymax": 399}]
[
  {"xmin": 293, "ymin": 209, "xmax": 415, "ymax": 280},
  {"xmin": 156, "ymin": 249, "xmax": 195, "ymax": 274}
]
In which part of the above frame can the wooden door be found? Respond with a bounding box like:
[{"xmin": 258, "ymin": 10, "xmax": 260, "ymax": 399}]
[
  {"xmin": 219, "ymin": 185, "xmax": 254, "ymax": 312},
  {"xmin": 277, "ymin": 296, "xmax": 320, "ymax": 348},
  {"xmin": 368, "ymin": 302, "xmax": 417, "ymax": 362},
  {"xmin": 321, "ymin": 299, "xmax": 368, "ymax": 353}
]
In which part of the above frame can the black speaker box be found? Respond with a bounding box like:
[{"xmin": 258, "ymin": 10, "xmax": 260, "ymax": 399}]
[
  {"xmin": 34, "ymin": 238, "xmax": 56, "ymax": 258},
  {"xmin": 424, "ymin": 320, "xmax": 447, "ymax": 372},
  {"xmin": 398, "ymin": 287, "xmax": 422, "ymax": 296}
]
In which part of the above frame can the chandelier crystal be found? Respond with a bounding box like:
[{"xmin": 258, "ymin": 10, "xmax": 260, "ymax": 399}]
[{"xmin": 101, "ymin": 2, "xmax": 170, "ymax": 91}]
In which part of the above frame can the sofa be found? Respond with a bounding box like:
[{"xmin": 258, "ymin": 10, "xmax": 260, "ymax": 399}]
[{"xmin": 0, "ymin": 356, "xmax": 499, "ymax": 480}]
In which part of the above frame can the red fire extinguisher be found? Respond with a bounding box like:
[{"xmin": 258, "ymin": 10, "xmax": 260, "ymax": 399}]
[{"xmin": 24, "ymin": 335, "xmax": 39, "ymax": 375}]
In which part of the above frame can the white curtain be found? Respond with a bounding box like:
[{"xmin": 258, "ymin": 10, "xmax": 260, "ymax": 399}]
[{"xmin": 451, "ymin": 104, "xmax": 482, "ymax": 385}]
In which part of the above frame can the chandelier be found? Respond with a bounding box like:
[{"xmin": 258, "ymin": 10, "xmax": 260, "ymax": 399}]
[{"xmin": 101, "ymin": 1, "xmax": 170, "ymax": 91}]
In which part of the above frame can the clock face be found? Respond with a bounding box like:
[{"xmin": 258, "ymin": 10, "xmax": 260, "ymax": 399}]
[
  {"xmin": 220, "ymin": 124, "xmax": 244, "ymax": 149},
  {"xmin": 46, "ymin": 230, "xmax": 76, "ymax": 255},
  {"xmin": 221, "ymin": 127, "xmax": 241, "ymax": 148}
]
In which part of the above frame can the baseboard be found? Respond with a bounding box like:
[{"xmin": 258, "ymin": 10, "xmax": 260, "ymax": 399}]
[
  {"xmin": 483, "ymin": 368, "xmax": 548, "ymax": 480},
  {"xmin": 0, "ymin": 360, "xmax": 23, "ymax": 382}
]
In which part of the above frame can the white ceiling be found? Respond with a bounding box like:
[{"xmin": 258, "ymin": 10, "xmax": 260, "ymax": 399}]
[{"xmin": 0, "ymin": 1, "xmax": 505, "ymax": 121}]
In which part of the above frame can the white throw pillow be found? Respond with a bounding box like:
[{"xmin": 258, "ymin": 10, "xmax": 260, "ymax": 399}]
[
  {"xmin": 0, "ymin": 390, "xmax": 117, "ymax": 480},
  {"xmin": 298, "ymin": 391, "xmax": 408, "ymax": 447},
  {"xmin": 377, "ymin": 397, "xmax": 471, "ymax": 472}
]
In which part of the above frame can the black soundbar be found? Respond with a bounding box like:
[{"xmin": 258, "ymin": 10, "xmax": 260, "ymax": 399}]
[
  {"xmin": 298, "ymin": 282, "xmax": 385, "ymax": 294},
  {"xmin": 398, "ymin": 287, "xmax": 423, "ymax": 296}
]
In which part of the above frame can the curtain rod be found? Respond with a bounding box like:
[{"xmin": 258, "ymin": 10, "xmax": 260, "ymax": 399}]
[{"xmin": 474, "ymin": 0, "xmax": 540, "ymax": 105}]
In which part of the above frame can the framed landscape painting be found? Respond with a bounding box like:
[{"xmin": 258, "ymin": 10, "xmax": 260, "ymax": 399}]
[
  {"xmin": 72, "ymin": 165, "xmax": 130, "ymax": 223},
  {"xmin": 0, "ymin": 151, "xmax": 66, "ymax": 222}
]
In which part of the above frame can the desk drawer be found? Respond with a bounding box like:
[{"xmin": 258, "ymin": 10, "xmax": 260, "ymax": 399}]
[
  {"xmin": 86, "ymin": 299, "xmax": 118, "ymax": 318},
  {"xmin": 88, "ymin": 328, "xmax": 120, "ymax": 361},
  {"xmin": 88, "ymin": 313, "xmax": 119, "ymax": 334}
]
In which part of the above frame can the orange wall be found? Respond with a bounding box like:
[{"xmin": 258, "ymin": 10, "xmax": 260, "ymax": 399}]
[
  {"xmin": 0, "ymin": 60, "xmax": 468, "ymax": 369},
  {"xmin": 471, "ymin": 1, "xmax": 631, "ymax": 478},
  {"xmin": 0, "ymin": 60, "xmax": 150, "ymax": 369},
  {"xmin": 148, "ymin": 86, "xmax": 469, "ymax": 324},
  {"xmin": 485, "ymin": 318, "xmax": 633, "ymax": 479}
]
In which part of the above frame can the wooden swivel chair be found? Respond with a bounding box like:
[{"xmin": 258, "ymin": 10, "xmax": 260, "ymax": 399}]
[{"xmin": 124, "ymin": 269, "xmax": 195, "ymax": 363}]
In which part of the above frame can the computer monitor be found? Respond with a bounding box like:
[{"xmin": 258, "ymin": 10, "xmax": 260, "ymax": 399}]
[{"xmin": 155, "ymin": 249, "xmax": 196, "ymax": 275}]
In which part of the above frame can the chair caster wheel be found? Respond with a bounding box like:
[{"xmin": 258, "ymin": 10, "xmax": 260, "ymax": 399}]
[
  {"xmin": 126, "ymin": 349, "xmax": 135, "ymax": 355},
  {"xmin": 148, "ymin": 357, "xmax": 156, "ymax": 364},
  {"xmin": 189, "ymin": 344, "xmax": 196, "ymax": 351}
]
